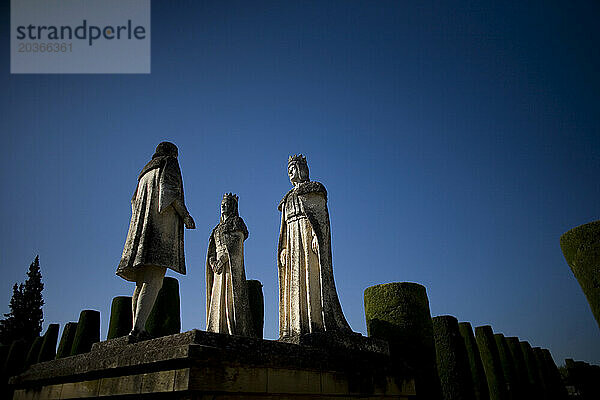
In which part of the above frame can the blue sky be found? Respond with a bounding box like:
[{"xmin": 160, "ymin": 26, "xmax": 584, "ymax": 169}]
[{"xmin": 1, "ymin": 1, "xmax": 599, "ymax": 365}]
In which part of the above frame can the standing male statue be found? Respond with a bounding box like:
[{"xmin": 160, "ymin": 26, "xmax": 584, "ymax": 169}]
[
  {"xmin": 278, "ymin": 154, "xmax": 351, "ymax": 338},
  {"xmin": 206, "ymin": 193, "xmax": 254, "ymax": 336},
  {"xmin": 116, "ymin": 142, "xmax": 195, "ymax": 342}
]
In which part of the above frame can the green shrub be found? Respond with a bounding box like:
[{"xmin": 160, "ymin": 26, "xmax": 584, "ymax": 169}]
[
  {"xmin": 37, "ymin": 324, "xmax": 59, "ymax": 362},
  {"xmin": 56, "ymin": 322, "xmax": 77, "ymax": 359},
  {"xmin": 70, "ymin": 310, "xmax": 100, "ymax": 356},
  {"xmin": 107, "ymin": 296, "xmax": 132, "ymax": 340},
  {"xmin": 246, "ymin": 280, "xmax": 264, "ymax": 339},
  {"xmin": 459, "ymin": 322, "xmax": 490, "ymax": 400},
  {"xmin": 24, "ymin": 336, "xmax": 43, "ymax": 367},
  {"xmin": 560, "ymin": 221, "xmax": 600, "ymax": 329},
  {"xmin": 433, "ymin": 315, "xmax": 476, "ymax": 400},
  {"xmin": 146, "ymin": 277, "xmax": 180, "ymax": 337},
  {"xmin": 364, "ymin": 282, "xmax": 441, "ymax": 399},
  {"xmin": 474, "ymin": 326, "xmax": 508, "ymax": 400}
]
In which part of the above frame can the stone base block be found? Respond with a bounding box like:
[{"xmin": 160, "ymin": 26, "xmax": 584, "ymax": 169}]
[{"xmin": 10, "ymin": 330, "xmax": 415, "ymax": 399}]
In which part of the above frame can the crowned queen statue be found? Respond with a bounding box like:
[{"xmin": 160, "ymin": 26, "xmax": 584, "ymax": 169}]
[
  {"xmin": 206, "ymin": 193, "xmax": 254, "ymax": 336},
  {"xmin": 277, "ymin": 154, "xmax": 351, "ymax": 338}
]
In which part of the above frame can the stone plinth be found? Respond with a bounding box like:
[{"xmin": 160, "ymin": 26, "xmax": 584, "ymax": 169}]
[{"xmin": 10, "ymin": 330, "xmax": 415, "ymax": 399}]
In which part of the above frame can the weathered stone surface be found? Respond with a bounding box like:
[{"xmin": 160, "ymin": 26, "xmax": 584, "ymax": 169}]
[
  {"xmin": 560, "ymin": 220, "xmax": 600, "ymax": 329},
  {"xmin": 493, "ymin": 334, "xmax": 518, "ymax": 400},
  {"xmin": 505, "ymin": 337, "xmax": 532, "ymax": 400},
  {"xmin": 278, "ymin": 154, "xmax": 351, "ymax": 337},
  {"xmin": 10, "ymin": 329, "xmax": 416, "ymax": 399},
  {"xmin": 55, "ymin": 323, "xmax": 77, "ymax": 359},
  {"xmin": 145, "ymin": 277, "xmax": 181, "ymax": 338},
  {"xmin": 364, "ymin": 282, "xmax": 441, "ymax": 400},
  {"xmin": 459, "ymin": 322, "xmax": 490, "ymax": 400},
  {"xmin": 70, "ymin": 310, "xmax": 100, "ymax": 356},
  {"xmin": 38, "ymin": 324, "xmax": 60, "ymax": 363},
  {"xmin": 433, "ymin": 315, "xmax": 475, "ymax": 400},
  {"xmin": 475, "ymin": 326, "xmax": 508, "ymax": 400},
  {"xmin": 116, "ymin": 142, "xmax": 195, "ymax": 340},
  {"xmin": 247, "ymin": 279, "xmax": 264, "ymax": 339},
  {"xmin": 206, "ymin": 194, "xmax": 254, "ymax": 337},
  {"xmin": 106, "ymin": 296, "xmax": 132, "ymax": 340}
]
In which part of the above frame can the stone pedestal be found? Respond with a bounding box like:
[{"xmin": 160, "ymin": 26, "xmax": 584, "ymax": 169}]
[{"xmin": 10, "ymin": 330, "xmax": 416, "ymax": 399}]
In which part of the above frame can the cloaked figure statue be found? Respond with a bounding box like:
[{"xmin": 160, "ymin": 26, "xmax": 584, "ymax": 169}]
[
  {"xmin": 206, "ymin": 193, "xmax": 254, "ymax": 336},
  {"xmin": 116, "ymin": 141, "xmax": 195, "ymax": 342},
  {"xmin": 278, "ymin": 154, "xmax": 351, "ymax": 338}
]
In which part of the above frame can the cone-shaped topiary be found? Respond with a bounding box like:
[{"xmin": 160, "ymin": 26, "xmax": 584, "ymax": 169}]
[
  {"xmin": 70, "ymin": 310, "xmax": 100, "ymax": 356},
  {"xmin": 475, "ymin": 325, "xmax": 508, "ymax": 400},
  {"xmin": 3, "ymin": 339, "xmax": 29, "ymax": 378},
  {"xmin": 246, "ymin": 280, "xmax": 264, "ymax": 339},
  {"xmin": 146, "ymin": 277, "xmax": 180, "ymax": 338},
  {"xmin": 519, "ymin": 341, "xmax": 543, "ymax": 397},
  {"xmin": 459, "ymin": 322, "xmax": 490, "ymax": 400},
  {"xmin": 541, "ymin": 349, "xmax": 568, "ymax": 400},
  {"xmin": 37, "ymin": 324, "xmax": 59, "ymax": 363},
  {"xmin": 24, "ymin": 336, "xmax": 43, "ymax": 367},
  {"xmin": 494, "ymin": 334, "xmax": 519, "ymax": 400},
  {"xmin": 107, "ymin": 296, "xmax": 132, "ymax": 340},
  {"xmin": 505, "ymin": 337, "xmax": 533, "ymax": 400},
  {"xmin": 532, "ymin": 347, "xmax": 550, "ymax": 400},
  {"xmin": 560, "ymin": 221, "xmax": 600, "ymax": 329},
  {"xmin": 56, "ymin": 322, "xmax": 77, "ymax": 359},
  {"xmin": 433, "ymin": 315, "xmax": 476, "ymax": 400},
  {"xmin": 364, "ymin": 282, "xmax": 442, "ymax": 400}
]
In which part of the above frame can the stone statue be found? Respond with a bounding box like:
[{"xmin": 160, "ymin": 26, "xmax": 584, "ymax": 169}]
[
  {"xmin": 116, "ymin": 142, "xmax": 195, "ymax": 342},
  {"xmin": 206, "ymin": 193, "xmax": 254, "ymax": 336},
  {"xmin": 278, "ymin": 154, "xmax": 351, "ymax": 338}
]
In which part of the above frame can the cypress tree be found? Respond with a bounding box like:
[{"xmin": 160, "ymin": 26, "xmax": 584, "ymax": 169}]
[{"xmin": 0, "ymin": 256, "xmax": 44, "ymax": 345}]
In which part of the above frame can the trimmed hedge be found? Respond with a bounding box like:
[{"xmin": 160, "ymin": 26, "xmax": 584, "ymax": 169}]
[
  {"xmin": 493, "ymin": 334, "xmax": 519, "ymax": 400},
  {"xmin": 246, "ymin": 280, "xmax": 264, "ymax": 339},
  {"xmin": 519, "ymin": 341, "xmax": 542, "ymax": 396},
  {"xmin": 505, "ymin": 337, "xmax": 533, "ymax": 399},
  {"xmin": 532, "ymin": 347, "xmax": 551, "ymax": 399},
  {"xmin": 24, "ymin": 336, "xmax": 43, "ymax": 367},
  {"xmin": 3, "ymin": 339, "xmax": 29, "ymax": 377},
  {"xmin": 459, "ymin": 322, "xmax": 490, "ymax": 400},
  {"xmin": 56, "ymin": 322, "xmax": 77, "ymax": 359},
  {"xmin": 475, "ymin": 325, "xmax": 508, "ymax": 400},
  {"xmin": 541, "ymin": 349, "xmax": 568, "ymax": 400},
  {"xmin": 433, "ymin": 315, "xmax": 476, "ymax": 400},
  {"xmin": 146, "ymin": 277, "xmax": 180, "ymax": 338},
  {"xmin": 107, "ymin": 296, "xmax": 132, "ymax": 340},
  {"xmin": 560, "ymin": 220, "xmax": 600, "ymax": 329},
  {"xmin": 70, "ymin": 310, "xmax": 100, "ymax": 356},
  {"xmin": 364, "ymin": 282, "xmax": 441, "ymax": 400},
  {"xmin": 38, "ymin": 324, "xmax": 60, "ymax": 362}
]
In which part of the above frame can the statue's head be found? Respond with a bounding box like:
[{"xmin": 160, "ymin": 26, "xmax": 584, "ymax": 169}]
[
  {"xmin": 288, "ymin": 154, "xmax": 309, "ymax": 185},
  {"xmin": 221, "ymin": 193, "xmax": 239, "ymax": 220},
  {"xmin": 153, "ymin": 142, "xmax": 178, "ymax": 159}
]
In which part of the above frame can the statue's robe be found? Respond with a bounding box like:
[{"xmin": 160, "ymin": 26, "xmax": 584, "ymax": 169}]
[
  {"xmin": 116, "ymin": 156, "xmax": 186, "ymax": 281},
  {"xmin": 278, "ymin": 181, "xmax": 351, "ymax": 337},
  {"xmin": 206, "ymin": 216, "xmax": 254, "ymax": 336}
]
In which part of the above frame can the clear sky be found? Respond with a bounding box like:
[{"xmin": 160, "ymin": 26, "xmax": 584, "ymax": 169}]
[{"xmin": 1, "ymin": 1, "xmax": 599, "ymax": 365}]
